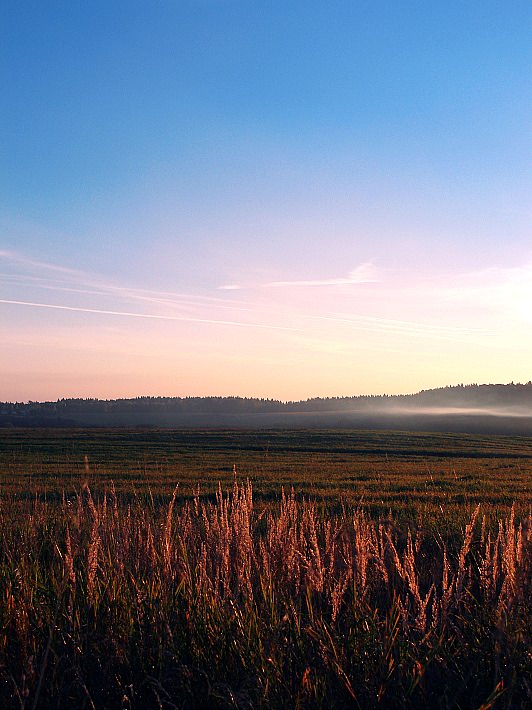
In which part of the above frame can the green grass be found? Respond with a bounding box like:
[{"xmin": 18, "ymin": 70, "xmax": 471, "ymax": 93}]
[{"xmin": 1, "ymin": 428, "xmax": 530, "ymax": 526}]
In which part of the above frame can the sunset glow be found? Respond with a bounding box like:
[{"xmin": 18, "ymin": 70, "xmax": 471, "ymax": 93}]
[{"xmin": 1, "ymin": 2, "xmax": 530, "ymax": 401}]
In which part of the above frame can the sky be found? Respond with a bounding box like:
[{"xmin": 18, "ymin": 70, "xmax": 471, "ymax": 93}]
[{"xmin": 1, "ymin": 1, "xmax": 531, "ymax": 402}]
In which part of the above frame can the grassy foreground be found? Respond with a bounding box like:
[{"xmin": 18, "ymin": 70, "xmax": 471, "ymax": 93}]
[
  {"xmin": 0, "ymin": 429, "xmax": 530, "ymax": 708},
  {"xmin": 0, "ymin": 479, "xmax": 531, "ymax": 708}
]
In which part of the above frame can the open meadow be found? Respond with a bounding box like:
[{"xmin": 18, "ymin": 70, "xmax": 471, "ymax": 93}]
[
  {"xmin": 0, "ymin": 428, "xmax": 530, "ymax": 708},
  {"xmin": 1, "ymin": 427, "xmax": 531, "ymax": 526}
]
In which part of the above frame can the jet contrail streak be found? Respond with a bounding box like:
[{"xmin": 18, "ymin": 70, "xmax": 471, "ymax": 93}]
[
  {"xmin": 299, "ymin": 312, "xmax": 490, "ymax": 337},
  {"xmin": 7, "ymin": 276, "xmax": 255, "ymax": 308},
  {"xmin": 0, "ymin": 298, "xmax": 487, "ymax": 344},
  {"xmin": 0, "ymin": 277, "xmax": 256, "ymax": 313},
  {"xmin": 0, "ymin": 299, "xmax": 308, "ymax": 332},
  {"xmin": 0, "ymin": 275, "xmax": 490, "ymax": 334}
]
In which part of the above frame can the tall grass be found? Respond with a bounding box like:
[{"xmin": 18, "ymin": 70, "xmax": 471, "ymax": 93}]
[{"xmin": 0, "ymin": 480, "xmax": 530, "ymax": 708}]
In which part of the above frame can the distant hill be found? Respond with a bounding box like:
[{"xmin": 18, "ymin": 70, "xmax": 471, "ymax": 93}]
[{"xmin": 1, "ymin": 383, "xmax": 532, "ymax": 435}]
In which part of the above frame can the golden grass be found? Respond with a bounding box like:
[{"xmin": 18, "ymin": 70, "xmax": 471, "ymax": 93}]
[{"xmin": 0, "ymin": 477, "xmax": 530, "ymax": 708}]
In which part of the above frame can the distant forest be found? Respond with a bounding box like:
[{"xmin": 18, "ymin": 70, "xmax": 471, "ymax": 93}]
[{"xmin": 1, "ymin": 382, "xmax": 532, "ymax": 428}]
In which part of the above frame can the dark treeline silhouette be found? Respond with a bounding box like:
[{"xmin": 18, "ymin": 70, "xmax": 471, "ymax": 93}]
[{"xmin": 1, "ymin": 382, "xmax": 532, "ymax": 428}]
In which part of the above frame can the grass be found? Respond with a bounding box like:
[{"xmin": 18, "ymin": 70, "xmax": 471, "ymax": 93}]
[
  {"xmin": 0, "ymin": 428, "xmax": 530, "ymax": 708},
  {"xmin": 1, "ymin": 428, "xmax": 531, "ymax": 522}
]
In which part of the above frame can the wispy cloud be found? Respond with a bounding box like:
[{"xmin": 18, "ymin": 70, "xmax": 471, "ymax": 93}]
[
  {"xmin": 0, "ymin": 298, "xmax": 309, "ymax": 333},
  {"xmin": 0, "ymin": 249, "xmax": 89, "ymax": 278},
  {"xmin": 217, "ymin": 262, "xmax": 380, "ymax": 291},
  {"xmin": 0, "ymin": 249, "xmax": 512, "ymax": 347},
  {"xmin": 0, "ymin": 250, "xmax": 253, "ymax": 313},
  {"xmin": 266, "ymin": 262, "xmax": 380, "ymax": 288},
  {"xmin": 299, "ymin": 312, "xmax": 490, "ymax": 341}
]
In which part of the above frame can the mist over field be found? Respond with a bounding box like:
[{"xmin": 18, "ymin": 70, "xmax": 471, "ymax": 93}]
[
  {"xmin": 2, "ymin": 383, "xmax": 532, "ymax": 435},
  {"xmin": 53, "ymin": 411, "xmax": 532, "ymax": 436}
]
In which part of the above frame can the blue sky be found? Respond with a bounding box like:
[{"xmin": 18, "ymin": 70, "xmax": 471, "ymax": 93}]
[{"xmin": 1, "ymin": 1, "xmax": 531, "ymax": 400}]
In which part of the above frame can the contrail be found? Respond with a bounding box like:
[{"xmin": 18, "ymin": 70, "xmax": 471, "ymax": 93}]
[
  {"xmin": 0, "ymin": 274, "xmax": 488, "ymax": 333},
  {"xmin": 300, "ymin": 312, "xmax": 490, "ymax": 336},
  {"xmin": 0, "ymin": 276, "xmax": 256, "ymax": 313},
  {"xmin": 0, "ymin": 297, "xmax": 486, "ymax": 344},
  {"xmin": 0, "ymin": 249, "xmax": 89, "ymax": 278},
  {"xmin": 0, "ymin": 271, "xmax": 256, "ymax": 309},
  {"xmin": 0, "ymin": 299, "xmax": 308, "ymax": 333},
  {"xmin": 0, "ymin": 248, "xmax": 492, "ymax": 344}
]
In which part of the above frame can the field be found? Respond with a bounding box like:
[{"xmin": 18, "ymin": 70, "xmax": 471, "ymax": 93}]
[
  {"xmin": 2, "ymin": 428, "xmax": 531, "ymax": 527},
  {"xmin": 0, "ymin": 428, "xmax": 531, "ymax": 708}
]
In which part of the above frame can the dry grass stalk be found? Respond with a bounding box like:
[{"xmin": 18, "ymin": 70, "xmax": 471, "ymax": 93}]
[{"xmin": 0, "ymin": 480, "xmax": 530, "ymax": 708}]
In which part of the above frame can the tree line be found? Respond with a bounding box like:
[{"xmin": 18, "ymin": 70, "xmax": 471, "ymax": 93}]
[{"xmin": 2, "ymin": 382, "xmax": 532, "ymax": 421}]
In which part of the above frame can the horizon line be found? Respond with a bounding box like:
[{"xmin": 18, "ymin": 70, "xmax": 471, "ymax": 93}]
[{"xmin": 2, "ymin": 381, "xmax": 530, "ymax": 407}]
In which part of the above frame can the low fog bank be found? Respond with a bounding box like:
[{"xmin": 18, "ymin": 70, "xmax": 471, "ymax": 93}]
[
  {"xmin": 97, "ymin": 410, "xmax": 532, "ymax": 436},
  {"xmin": 373, "ymin": 404, "xmax": 532, "ymax": 418},
  {"xmin": 1, "ymin": 383, "xmax": 531, "ymax": 434},
  {"xmin": 3, "ymin": 407, "xmax": 531, "ymax": 436}
]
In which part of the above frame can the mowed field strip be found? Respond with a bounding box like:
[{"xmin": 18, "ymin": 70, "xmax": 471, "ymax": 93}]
[{"xmin": 1, "ymin": 428, "xmax": 530, "ymax": 525}]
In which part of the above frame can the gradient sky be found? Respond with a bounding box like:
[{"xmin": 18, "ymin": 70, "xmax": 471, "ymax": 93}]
[{"xmin": 1, "ymin": 1, "xmax": 531, "ymax": 402}]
